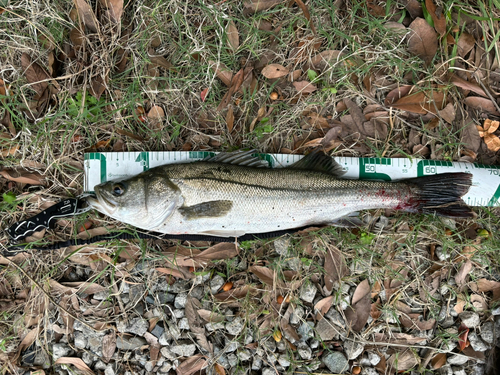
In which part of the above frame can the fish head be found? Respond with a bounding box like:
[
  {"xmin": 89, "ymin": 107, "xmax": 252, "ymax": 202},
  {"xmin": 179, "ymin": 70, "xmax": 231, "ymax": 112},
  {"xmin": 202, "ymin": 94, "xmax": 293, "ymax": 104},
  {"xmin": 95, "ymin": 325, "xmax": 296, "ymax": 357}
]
[{"xmin": 87, "ymin": 170, "xmax": 181, "ymax": 229}]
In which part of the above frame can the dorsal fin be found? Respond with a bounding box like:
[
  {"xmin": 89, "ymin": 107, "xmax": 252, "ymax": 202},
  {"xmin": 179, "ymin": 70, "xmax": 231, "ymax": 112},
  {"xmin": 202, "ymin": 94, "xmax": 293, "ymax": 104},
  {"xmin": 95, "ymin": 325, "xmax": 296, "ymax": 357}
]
[
  {"xmin": 204, "ymin": 150, "xmax": 268, "ymax": 167},
  {"xmin": 289, "ymin": 150, "xmax": 346, "ymax": 177}
]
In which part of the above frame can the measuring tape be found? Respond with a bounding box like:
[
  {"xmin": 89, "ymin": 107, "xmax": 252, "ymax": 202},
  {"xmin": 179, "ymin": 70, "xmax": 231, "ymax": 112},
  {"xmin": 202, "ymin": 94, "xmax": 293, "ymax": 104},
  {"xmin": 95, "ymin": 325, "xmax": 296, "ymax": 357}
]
[{"xmin": 83, "ymin": 152, "xmax": 500, "ymax": 207}]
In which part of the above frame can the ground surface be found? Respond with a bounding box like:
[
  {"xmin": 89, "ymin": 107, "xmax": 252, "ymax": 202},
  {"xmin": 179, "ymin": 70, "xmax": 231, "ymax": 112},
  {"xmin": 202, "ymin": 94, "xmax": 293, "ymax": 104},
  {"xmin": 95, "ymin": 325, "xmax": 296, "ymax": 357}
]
[{"xmin": 1, "ymin": 0, "xmax": 500, "ymax": 374}]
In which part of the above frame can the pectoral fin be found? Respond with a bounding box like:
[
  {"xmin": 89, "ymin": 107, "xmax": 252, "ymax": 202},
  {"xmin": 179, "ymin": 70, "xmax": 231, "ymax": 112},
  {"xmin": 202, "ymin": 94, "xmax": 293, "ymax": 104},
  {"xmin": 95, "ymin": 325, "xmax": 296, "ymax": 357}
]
[{"xmin": 179, "ymin": 200, "xmax": 233, "ymax": 219}]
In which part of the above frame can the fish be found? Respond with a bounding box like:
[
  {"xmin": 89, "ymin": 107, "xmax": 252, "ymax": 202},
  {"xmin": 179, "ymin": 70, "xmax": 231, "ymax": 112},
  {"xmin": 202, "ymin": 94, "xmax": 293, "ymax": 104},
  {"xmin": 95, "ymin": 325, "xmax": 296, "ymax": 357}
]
[{"xmin": 87, "ymin": 150, "xmax": 474, "ymax": 238}]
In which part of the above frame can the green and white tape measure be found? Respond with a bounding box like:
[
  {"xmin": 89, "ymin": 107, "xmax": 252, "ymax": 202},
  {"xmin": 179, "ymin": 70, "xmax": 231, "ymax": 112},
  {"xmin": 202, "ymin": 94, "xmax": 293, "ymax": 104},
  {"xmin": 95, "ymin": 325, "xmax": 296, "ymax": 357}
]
[{"xmin": 84, "ymin": 152, "xmax": 500, "ymax": 207}]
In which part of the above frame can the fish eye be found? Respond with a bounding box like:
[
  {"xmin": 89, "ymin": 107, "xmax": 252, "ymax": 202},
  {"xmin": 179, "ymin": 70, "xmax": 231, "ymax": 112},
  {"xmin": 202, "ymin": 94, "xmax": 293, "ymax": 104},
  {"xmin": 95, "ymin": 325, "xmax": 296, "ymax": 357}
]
[{"xmin": 112, "ymin": 183, "xmax": 125, "ymax": 196}]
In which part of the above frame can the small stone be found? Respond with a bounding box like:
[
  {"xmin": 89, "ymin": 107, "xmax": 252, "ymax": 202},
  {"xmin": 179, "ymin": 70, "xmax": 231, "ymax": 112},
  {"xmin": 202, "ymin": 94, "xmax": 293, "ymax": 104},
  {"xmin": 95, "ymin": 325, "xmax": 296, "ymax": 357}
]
[
  {"xmin": 299, "ymin": 283, "xmax": 317, "ymax": 303},
  {"xmin": 368, "ymin": 352, "xmax": 381, "ymax": 366},
  {"xmin": 262, "ymin": 369, "xmax": 275, "ymax": 375},
  {"xmin": 116, "ymin": 317, "xmax": 148, "ymax": 336},
  {"xmin": 226, "ymin": 317, "xmax": 244, "ymax": 336},
  {"xmin": 210, "ymin": 275, "xmax": 225, "ymax": 294},
  {"xmin": 160, "ymin": 347, "xmax": 176, "ymax": 360},
  {"xmin": 144, "ymin": 361, "xmax": 155, "ymax": 372},
  {"xmin": 178, "ymin": 318, "xmax": 190, "ymax": 330},
  {"xmin": 298, "ymin": 344, "xmax": 312, "ymax": 360},
  {"xmin": 447, "ymin": 354, "xmax": 469, "ymax": 365},
  {"xmin": 290, "ymin": 306, "xmax": 305, "ymax": 325},
  {"xmin": 480, "ymin": 321, "xmax": 494, "ymax": 344},
  {"xmin": 74, "ymin": 332, "xmax": 87, "ymax": 349},
  {"xmin": 227, "ymin": 353, "xmax": 238, "ymax": 367},
  {"xmin": 94, "ymin": 360, "xmax": 107, "ymax": 370},
  {"xmin": 171, "ymin": 344, "xmax": 196, "ymax": 357},
  {"xmin": 116, "ymin": 336, "xmax": 147, "ymax": 350},
  {"xmin": 174, "ymin": 293, "xmax": 188, "ymax": 309},
  {"xmin": 252, "ymin": 357, "xmax": 262, "ymax": 370},
  {"xmin": 274, "ymin": 236, "xmax": 290, "ymax": 255},
  {"xmin": 452, "ymin": 368, "xmax": 466, "ymax": 375},
  {"xmin": 322, "ymin": 352, "xmax": 349, "ymax": 374},
  {"xmin": 459, "ymin": 311, "xmax": 480, "ymax": 328},
  {"xmin": 93, "ymin": 290, "xmax": 109, "ymax": 300},
  {"xmin": 193, "ymin": 273, "xmax": 211, "ymax": 286},
  {"xmin": 472, "ymin": 364, "xmax": 485, "ymax": 375},
  {"xmin": 173, "ymin": 309, "xmax": 185, "ymax": 319},
  {"xmin": 436, "ymin": 246, "xmax": 451, "ymax": 261},
  {"xmin": 326, "ymin": 309, "xmax": 346, "ymax": 328},
  {"xmin": 316, "ymin": 318, "xmax": 337, "ymax": 341},
  {"xmin": 278, "ymin": 354, "xmax": 290, "ymax": 367},
  {"xmin": 206, "ymin": 322, "xmax": 225, "ymax": 332},
  {"xmin": 151, "ymin": 324, "xmax": 164, "ymax": 339},
  {"xmin": 167, "ymin": 325, "xmax": 181, "ymax": 340},
  {"xmin": 310, "ymin": 339, "xmax": 320, "ymax": 349},
  {"xmin": 468, "ymin": 332, "xmax": 489, "ymax": 352},
  {"xmin": 344, "ymin": 340, "xmax": 364, "ymax": 360},
  {"xmin": 237, "ymin": 349, "xmax": 251, "ymax": 361},
  {"xmin": 439, "ymin": 364, "xmax": 453, "ymax": 375},
  {"xmin": 52, "ymin": 343, "xmax": 71, "ymax": 360},
  {"xmin": 104, "ymin": 365, "xmax": 115, "ymax": 375},
  {"xmin": 224, "ymin": 339, "xmax": 239, "ymax": 353},
  {"xmin": 361, "ymin": 368, "xmax": 378, "ymax": 375},
  {"xmin": 159, "ymin": 362, "xmax": 172, "ymax": 373},
  {"xmin": 297, "ymin": 321, "xmax": 314, "ymax": 341},
  {"xmin": 491, "ymin": 306, "xmax": 500, "ymax": 316}
]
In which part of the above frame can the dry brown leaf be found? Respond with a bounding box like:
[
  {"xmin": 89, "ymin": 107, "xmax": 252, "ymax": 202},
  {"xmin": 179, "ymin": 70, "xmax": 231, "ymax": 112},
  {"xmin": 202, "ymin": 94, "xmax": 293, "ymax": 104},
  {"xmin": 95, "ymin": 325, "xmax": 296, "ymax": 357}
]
[
  {"xmin": 194, "ymin": 243, "xmax": 239, "ymax": 263},
  {"xmin": 345, "ymin": 279, "xmax": 371, "ymax": 332},
  {"xmin": 385, "ymin": 85, "xmax": 413, "ymax": 105},
  {"xmin": 461, "ymin": 118, "xmax": 481, "ymax": 154},
  {"xmin": 314, "ymin": 296, "xmax": 334, "ymax": 320},
  {"xmin": 54, "ymin": 357, "xmax": 94, "ymax": 374},
  {"xmin": 73, "ymin": 0, "xmax": 98, "ymax": 32},
  {"xmin": 450, "ymin": 74, "xmax": 487, "ymax": 97},
  {"xmin": 464, "ymin": 97, "xmax": 500, "ymax": 115},
  {"xmin": 215, "ymin": 285, "xmax": 256, "ymax": 301},
  {"xmin": 457, "ymin": 32, "xmax": 475, "ymax": 57},
  {"xmin": 156, "ymin": 267, "xmax": 193, "ymax": 280},
  {"xmin": 218, "ymin": 67, "xmax": 251, "ymax": 110},
  {"xmin": 226, "ymin": 21, "xmax": 239, "ymax": 52},
  {"xmin": 148, "ymin": 49, "xmax": 174, "ymax": 70},
  {"xmin": 90, "ymin": 75, "xmax": 107, "ymax": 99},
  {"xmin": 324, "ymin": 246, "xmax": 348, "ymax": 294},
  {"xmin": 477, "ymin": 119, "xmax": 500, "ymax": 152},
  {"xmin": 294, "ymin": 0, "xmax": 316, "ymax": 35},
  {"xmin": 373, "ymin": 332, "xmax": 426, "ymax": 344},
  {"xmin": 292, "ymin": 81, "xmax": 317, "ymax": 94},
  {"xmin": 148, "ymin": 105, "xmax": 165, "ymax": 130},
  {"xmin": 261, "ymin": 64, "xmax": 289, "ymax": 79},
  {"xmin": 102, "ymin": 331, "xmax": 116, "ymax": 363},
  {"xmin": 344, "ymin": 98, "xmax": 367, "ymax": 135},
  {"xmin": 210, "ymin": 61, "xmax": 233, "ymax": 87},
  {"xmin": 100, "ymin": 0, "xmax": 123, "ymax": 23},
  {"xmin": 249, "ymin": 266, "xmax": 275, "ymax": 286},
  {"xmin": 21, "ymin": 53, "xmax": 52, "ymax": 97},
  {"xmin": 471, "ymin": 294, "xmax": 488, "ymax": 311},
  {"xmin": 176, "ymin": 354, "xmax": 207, "ymax": 375},
  {"xmin": 387, "ymin": 349, "xmax": 419, "ymax": 372},
  {"xmin": 198, "ymin": 309, "xmax": 225, "ymax": 323},
  {"xmin": 431, "ymin": 353, "xmax": 447, "ymax": 369},
  {"xmin": 226, "ymin": 106, "xmax": 234, "ymax": 132},
  {"xmin": 455, "ymin": 260, "xmax": 472, "ymax": 288},
  {"xmin": 243, "ymin": 0, "xmax": 284, "ymax": 15},
  {"xmin": 425, "ymin": 0, "xmax": 446, "ymax": 36},
  {"xmin": 0, "ymin": 168, "xmax": 45, "ymax": 185},
  {"xmin": 15, "ymin": 327, "xmax": 40, "ymax": 361},
  {"xmin": 214, "ymin": 363, "xmax": 226, "ymax": 375},
  {"xmin": 438, "ymin": 103, "xmax": 455, "ymax": 124},
  {"xmin": 61, "ymin": 282, "xmax": 106, "ymax": 295},
  {"xmin": 309, "ymin": 50, "xmax": 346, "ymax": 71},
  {"xmin": 408, "ymin": 18, "xmax": 438, "ymax": 65},
  {"xmin": 390, "ymin": 89, "xmax": 446, "ymax": 114}
]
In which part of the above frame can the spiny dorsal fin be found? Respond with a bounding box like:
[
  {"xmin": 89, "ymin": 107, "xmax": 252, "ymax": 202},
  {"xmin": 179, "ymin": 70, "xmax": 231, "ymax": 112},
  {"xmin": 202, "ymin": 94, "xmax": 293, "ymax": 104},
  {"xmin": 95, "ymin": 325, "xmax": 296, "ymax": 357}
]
[
  {"xmin": 289, "ymin": 150, "xmax": 346, "ymax": 177},
  {"xmin": 204, "ymin": 150, "xmax": 268, "ymax": 168}
]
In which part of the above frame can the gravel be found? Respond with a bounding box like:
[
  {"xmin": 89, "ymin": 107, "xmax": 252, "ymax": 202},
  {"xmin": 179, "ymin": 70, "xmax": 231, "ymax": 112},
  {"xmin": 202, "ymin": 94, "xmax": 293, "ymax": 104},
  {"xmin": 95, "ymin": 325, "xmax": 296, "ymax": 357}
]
[
  {"xmin": 322, "ymin": 351, "xmax": 349, "ymax": 373},
  {"xmin": 459, "ymin": 311, "xmax": 480, "ymax": 328}
]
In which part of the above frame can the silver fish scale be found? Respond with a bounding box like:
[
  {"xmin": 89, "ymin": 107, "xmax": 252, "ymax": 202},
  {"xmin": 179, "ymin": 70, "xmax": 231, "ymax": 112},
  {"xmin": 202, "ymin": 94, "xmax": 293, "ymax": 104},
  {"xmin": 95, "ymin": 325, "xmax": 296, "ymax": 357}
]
[{"xmin": 153, "ymin": 163, "xmax": 410, "ymax": 235}]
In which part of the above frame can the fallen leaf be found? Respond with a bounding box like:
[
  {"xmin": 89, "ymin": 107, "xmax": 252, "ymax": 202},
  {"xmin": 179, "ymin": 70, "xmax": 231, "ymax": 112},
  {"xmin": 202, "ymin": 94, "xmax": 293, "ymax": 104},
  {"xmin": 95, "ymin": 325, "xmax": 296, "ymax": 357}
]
[
  {"xmin": 373, "ymin": 332, "xmax": 426, "ymax": 345},
  {"xmin": 431, "ymin": 353, "xmax": 447, "ymax": 369},
  {"xmin": 54, "ymin": 357, "xmax": 94, "ymax": 375},
  {"xmin": 102, "ymin": 331, "xmax": 116, "ymax": 363},
  {"xmin": 176, "ymin": 354, "xmax": 207, "ymax": 375},
  {"xmin": 477, "ymin": 119, "xmax": 500, "ymax": 152},
  {"xmin": 390, "ymin": 89, "xmax": 446, "ymax": 114},
  {"xmin": 292, "ymin": 81, "xmax": 317, "ymax": 94},
  {"xmin": 425, "ymin": 0, "xmax": 446, "ymax": 36},
  {"xmin": 458, "ymin": 322, "xmax": 469, "ymax": 351},
  {"xmin": 148, "ymin": 105, "xmax": 165, "ymax": 130},
  {"xmin": 198, "ymin": 309, "xmax": 225, "ymax": 323},
  {"xmin": 450, "ymin": 74, "xmax": 487, "ymax": 97},
  {"xmin": 200, "ymin": 88, "xmax": 209, "ymax": 102},
  {"xmin": 294, "ymin": 0, "xmax": 316, "ymax": 35},
  {"xmin": 90, "ymin": 75, "xmax": 107, "ymax": 99},
  {"xmin": 455, "ymin": 260, "xmax": 472, "ymax": 288},
  {"xmin": 387, "ymin": 349, "xmax": 419, "ymax": 372},
  {"xmin": 345, "ymin": 279, "xmax": 371, "ymax": 332},
  {"xmin": 193, "ymin": 243, "xmax": 239, "ymax": 263},
  {"xmin": 243, "ymin": 0, "xmax": 284, "ymax": 15},
  {"xmin": 148, "ymin": 49, "xmax": 173, "ymax": 70},
  {"xmin": 214, "ymin": 363, "xmax": 226, "ymax": 375},
  {"xmin": 457, "ymin": 32, "xmax": 475, "ymax": 57},
  {"xmin": 461, "ymin": 118, "xmax": 481, "ymax": 154},
  {"xmin": 226, "ymin": 21, "xmax": 239, "ymax": 52},
  {"xmin": 464, "ymin": 97, "xmax": 500, "ymax": 115},
  {"xmin": 385, "ymin": 85, "xmax": 413, "ymax": 105},
  {"xmin": 344, "ymin": 98, "xmax": 367, "ymax": 135},
  {"xmin": 249, "ymin": 266, "xmax": 275, "ymax": 286},
  {"xmin": 309, "ymin": 50, "xmax": 348, "ymax": 72},
  {"xmin": 314, "ymin": 296, "xmax": 334, "ymax": 320},
  {"xmin": 0, "ymin": 168, "xmax": 45, "ymax": 185},
  {"xmin": 73, "ymin": 0, "xmax": 98, "ymax": 33},
  {"xmin": 471, "ymin": 294, "xmax": 488, "ymax": 311},
  {"xmin": 324, "ymin": 246, "xmax": 348, "ymax": 294},
  {"xmin": 408, "ymin": 18, "xmax": 438, "ymax": 65},
  {"xmin": 20, "ymin": 53, "xmax": 52, "ymax": 97},
  {"xmin": 261, "ymin": 64, "xmax": 289, "ymax": 79},
  {"xmin": 226, "ymin": 106, "xmax": 234, "ymax": 132},
  {"xmin": 156, "ymin": 267, "xmax": 193, "ymax": 280},
  {"xmin": 438, "ymin": 103, "xmax": 455, "ymax": 124},
  {"xmin": 215, "ymin": 285, "xmax": 256, "ymax": 301},
  {"xmin": 210, "ymin": 61, "xmax": 233, "ymax": 87},
  {"xmin": 100, "ymin": 0, "xmax": 123, "ymax": 23}
]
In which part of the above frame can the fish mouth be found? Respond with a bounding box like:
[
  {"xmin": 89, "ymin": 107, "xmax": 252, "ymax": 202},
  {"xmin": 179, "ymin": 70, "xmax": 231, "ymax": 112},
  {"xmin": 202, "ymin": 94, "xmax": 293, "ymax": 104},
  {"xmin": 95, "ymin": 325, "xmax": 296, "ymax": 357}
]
[{"xmin": 88, "ymin": 187, "xmax": 118, "ymax": 215}]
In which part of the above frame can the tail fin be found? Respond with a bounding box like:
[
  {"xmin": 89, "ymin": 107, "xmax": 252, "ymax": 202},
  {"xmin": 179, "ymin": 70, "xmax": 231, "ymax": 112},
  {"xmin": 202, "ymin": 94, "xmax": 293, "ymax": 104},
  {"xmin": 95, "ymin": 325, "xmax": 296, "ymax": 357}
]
[{"xmin": 406, "ymin": 173, "xmax": 475, "ymax": 218}]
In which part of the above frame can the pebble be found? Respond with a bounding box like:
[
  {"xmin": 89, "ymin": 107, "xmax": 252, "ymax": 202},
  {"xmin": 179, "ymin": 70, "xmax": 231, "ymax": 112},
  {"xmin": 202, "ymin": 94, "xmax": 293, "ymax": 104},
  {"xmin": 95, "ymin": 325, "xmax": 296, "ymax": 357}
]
[
  {"xmin": 104, "ymin": 365, "xmax": 115, "ymax": 375},
  {"xmin": 344, "ymin": 340, "xmax": 364, "ymax": 360},
  {"xmin": 74, "ymin": 332, "xmax": 87, "ymax": 349},
  {"xmin": 174, "ymin": 293, "xmax": 188, "ymax": 309},
  {"xmin": 447, "ymin": 354, "xmax": 469, "ymax": 365},
  {"xmin": 468, "ymin": 332, "xmax": 489, "ymax": 352},
  {"xmin": 278, "ymin": 354, "xmax": 291, "ymax": 367},
  {"xmin": 171, "ymin": 344, "xmax": 196, "ymax": 357},
  {"xmin": 52, "ymin": 343, "xmax": 71, "ymax": 361},
  {"xmin": 435, "ymin": 246, "xmax": 451, "ymax": 261},
  {"xmin": 361, "ymin": 368, "xmax": 378, "ymax": 375},
  {"xmin": 480, "ymin": 321, "xmax": 494, "ymax": 344},
  {"xmin": 210, "ymin": 275, "xmax": 225, "ymax": 294},
  {"xmin": 151, "ymin": 324, "xmax": 164, "ymax": 339},
  {"xmin": 290, "ymin": 306, "xmax": 305, "ymax": 325},
  {"xmin": 299, "ymin": 283, "xmax": 317, "ymax": 303},
  {"xmin": 237, "ymin": 349, "xmax": 251, "ymax": 361},
  {"xmin": 206, "ymin": 322, "xmax": 225, "ymax": 332},
  {"xmin": 368, "ymin": 351, "xmax": 381, "ymax": 366},
  {"xmin": 160, "ymin": 347, "xmax": 176, "ymax": 360},
  {"xmin": 316, "ymin": 318, "xmax": 338, "ymax": 341},
  {"xmin": 322, "ymin": 352, "xmax": 349, "ymax": 374},
  {"xmin": 297, "ymin": 321, "xmax": 314, "ymax": 341},
  {"xmin": 491, "ymin": 306, "xmax": 500, "ymax": 316},
  {"xmin": 472, "ymin": 364, "xmax": 485, "ymax": 375},
  {"xmin": 226, "ymin": 317, "xmax": 244, "ymax": 336},
  {"xmin": 115, "ymin": 336, "xmax": 147, "ymax": 350},
  {"xmin": 94, "ymin": 360, "xmax": 107, "ymax": 370},
  {"xmin": 252, "ymin": 357, "xmax": 262, "ymax": 370},
  {"xmin": 116, "ymin": 317, "xmax": 148, "ymax": 336},
  {"xmin": 452, "ymin": 368, "xmax": 466, "ymax": 375},
  {"xmin": 298, "ymin": 344, "xmax": 312, "ymax": 360},
  {"xmin": 227, "ymin": 353, "xmax": 238, "ymax": 367},
  {"xmin": 439, "ymin": 364, "xmax": 453, "ymax": 375},
  {"xmin": 173, "ymin": 309, "xmax": 185, "ymax": 319},
  {"xmin": 459, "ymin": 311, "xmax": 480, "ymax": 328},
  {"xmin": 326, "ymin": 309, "xmax": 346, "ymax": 328},
  {"xmin": 262, "ymin": 369, "xmax": 275, "ymax": 375},
  {"xmin": 178, "ymin": 318, "xmax": 190, "ymax": 330},
  {"xmin": 274, "ymin": 236, "xmax": 290, "ymax": 255}
]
